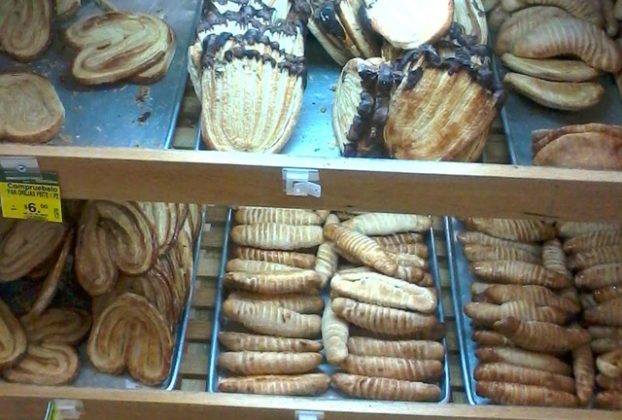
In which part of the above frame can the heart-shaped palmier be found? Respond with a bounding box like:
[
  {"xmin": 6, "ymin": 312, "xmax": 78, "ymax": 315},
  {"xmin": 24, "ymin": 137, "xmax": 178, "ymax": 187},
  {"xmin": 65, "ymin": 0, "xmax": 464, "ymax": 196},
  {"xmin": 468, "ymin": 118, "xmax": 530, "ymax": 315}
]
[{"xmin": 0, "ymin": 298, "xmax": 27, "ymax": 370}]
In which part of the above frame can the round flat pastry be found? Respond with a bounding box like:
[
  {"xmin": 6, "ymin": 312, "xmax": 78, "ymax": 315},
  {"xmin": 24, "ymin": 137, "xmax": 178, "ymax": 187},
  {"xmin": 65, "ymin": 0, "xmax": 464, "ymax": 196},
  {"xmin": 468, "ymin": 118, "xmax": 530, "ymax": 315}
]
[
  {"xmin": 87, "ymin": 293, "xmax": 173, "ymax": 385},
  {"xmin": 363, "ymin": 0, "xmax": 454, "ymax": 49},
  {"xmin": 65, "ymin": 12, "xmax": 175, "ymax": 85},
  {"xmin": 21, "ymin": 308, "xmax": 91, "ymax": 346},
  {"xmin": 0, "ymin": 0, "xmax": 53, "ymax": 62},
  {"xmin": 2, "ymin": 342, "xmax": 79, "ymax": 385},
  {"xmin": 0, "ymin": 73, "xmax": 65, "ymax": 144},
  {"xmin": 0, "ymin": 298, "xmax": 27, "ymax": 370}
]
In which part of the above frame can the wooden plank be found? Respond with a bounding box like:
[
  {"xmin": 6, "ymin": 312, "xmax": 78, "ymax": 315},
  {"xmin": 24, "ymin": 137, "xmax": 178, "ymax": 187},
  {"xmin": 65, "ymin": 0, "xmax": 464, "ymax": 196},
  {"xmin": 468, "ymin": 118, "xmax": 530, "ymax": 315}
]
[
  {"xmin": 197, "ymin": 249, "xmax": 221, "ymax": 277},
  {"xmin": 202, "ymin": 225, "xmax": 225, "ymax": 249},
  {"xmin": 186, "ymin": 319, "xmax": 212, "ymax": 343},
  {"xmin": 191, "ymin": 285, "xmax": 216, "ymax": 309},
  {"xmin": 7, "ymin": 145, "xmax": 622, "ymax": 221}
]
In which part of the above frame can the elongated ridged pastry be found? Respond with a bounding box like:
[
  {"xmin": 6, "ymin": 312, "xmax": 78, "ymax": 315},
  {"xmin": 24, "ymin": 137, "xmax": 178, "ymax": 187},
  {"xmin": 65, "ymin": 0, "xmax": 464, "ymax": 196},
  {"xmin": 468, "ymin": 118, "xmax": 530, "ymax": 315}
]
[
  {"xmin": 333, "ymin": 24, "xmax": 503, "ymax": 161},
  {"xmin": 0, "ymin": 0, "xmax": 52, "ymax": 62},
  {"xmin": 65, "ymin": 12, "xmax": 175, "ymax": 85},
  {"xmin": 0, "ymin": 73, "xmax": 65, "ymax": 144},
  {"xmin": 87, "ymin": 293, "xmax": 173, "ymax": 385},
  {"xmin": 332, "ymin": 373, "xmax": 441, "ymax": 401},
  {"xmin": 188, "ymin": 1, "xmax": 309, "ymax": 152},
  {"xmin": 219, "ymin": 373, "xmax": 330, "ymax": 396}
]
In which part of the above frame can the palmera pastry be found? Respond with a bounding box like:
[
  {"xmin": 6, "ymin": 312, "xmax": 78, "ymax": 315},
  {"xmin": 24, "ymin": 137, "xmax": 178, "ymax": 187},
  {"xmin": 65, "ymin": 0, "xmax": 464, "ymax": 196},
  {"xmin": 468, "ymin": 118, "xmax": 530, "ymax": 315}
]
[
  {"xmin": 0, "ymin": 73, "xmax": 65, "ymax": 144},
  {"xmin": 500, "ymin": 54, "xmax": 599, "ymax": 83},
  {"xmin": 2, "ymin": 343, "xmax": 79, "ymax": 386},
  {"xmin": 0, "ymin": 298, "xmax": 27, "ymax": 370},
  {"xmin": 188, "ymin": 1, "xmax": 308, "ymax": 152},
  {"xmin": 21, "ymin": 308, "xmax": 91, "ymax": 346},
  {"xmin": 0, "ymin": 0, "xmax": 52, "ymax": 62},
  {"xmin": 500, "ymin": 0, "xmax": 604, "ymax": 27},
  {"xmin": 65, "ymin": 12, "xmax": 175, "ymax": 85},
  {"xmin": 87, "ymin": 293, "xmax": 173, "ymax": 385}
]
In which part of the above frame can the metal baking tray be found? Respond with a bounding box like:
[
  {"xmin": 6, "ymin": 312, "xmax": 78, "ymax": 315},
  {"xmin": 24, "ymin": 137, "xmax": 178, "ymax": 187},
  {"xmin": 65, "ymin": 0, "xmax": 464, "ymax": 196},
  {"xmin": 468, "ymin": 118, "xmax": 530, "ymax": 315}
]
[
  {"xmin": 0, "ymin": 207, "xmax": 206, "ymax": 390},
  {"xmin": 490, "ymin": 35, "xmax": 622, "ymax": 165},
  {"xmin": 443, "ymin": 216, "xmax": 488, "ymax": 405},
  {"xmin": 194, "ymin": 38, "xmax": 342, "ymax": 158},
  {"xmin": 207, "ymin": 208, "xmax": 451, "ymax": 403},
  {"xmin": 0, "ymin": 0, "xmax": 203, "ymax": 149}
]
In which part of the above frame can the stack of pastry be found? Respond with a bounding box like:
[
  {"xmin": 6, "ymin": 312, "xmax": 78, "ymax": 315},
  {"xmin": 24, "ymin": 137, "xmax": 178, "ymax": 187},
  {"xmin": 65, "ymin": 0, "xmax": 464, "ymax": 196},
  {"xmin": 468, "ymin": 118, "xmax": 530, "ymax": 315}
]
[
  {"xmin": 218, "ymin": 207, "xmax": 330, "ymax": 396},
  {"xmin": 560, "ymin": 221, "xmax": 622, "ymax": 410},
  {"xmin": 487, "ymin": 1, "xmax": 622, "ymax": 110},
  {"xmin": 187, "ymin": 0, "xmax": 310, "ymax": 152},
  {"xmin": 76, "ymin": 201, "xmax": 202, "ymax": 385},
  {"xmin": 459, "ymin": 217, "xmax": 591, "ymax": 407},
  {"xmin": 324, "ymin": 212, "xmax": 446, "ymax": 402}
]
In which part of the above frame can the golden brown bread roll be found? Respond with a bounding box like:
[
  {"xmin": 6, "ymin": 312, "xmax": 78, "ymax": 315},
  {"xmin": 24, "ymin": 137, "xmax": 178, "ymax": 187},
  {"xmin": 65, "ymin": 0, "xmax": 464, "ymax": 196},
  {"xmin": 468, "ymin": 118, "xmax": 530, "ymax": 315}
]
[
  {"xmin": 232, "ymin": 246, "xmax": 316, "ymax": 269},
  {"xmin": 0, "ymin": 298, "xmax": 27, "ymax": 370},
  {"xmin": 231, "ymin": 224, "xmax": 324, "ymax": 250},
  {"xmin": 572, "ymin": 341, "xmax": 595, "ymax": 406},
  {"xmin": 594, "ymin": 286, "xmax": 622, "ymax": 306},
  {"xmin": 500, "ymin": 54, "xmax": 599, "ymax": 83},
  {"xmin": 331, "ymin": 272, "xmax": 437, "ymax": 313},
  {"xmin": 472, "ymin": 261, "xmax": 571, "ymax": 289},
  {"xmin": 596, "ymin": 373, "xmax": 622, "ymax": 391},
  {"xmin": 234, "ymin": 207, "xmax": 322, "ymax": 225},
  {"xmin": 332, "ymin": 298, "xmax": 439, "ymax": 337},
  {"xmin": 227, "ymin": 292, "xmax": 324, "ymax": 314},
  {"xmin": 218, "ymin": 351, "xmax": 322, "ymax": 375},
  {"xmin": 322, "ymin": 303, "xmax": 349, "ymax": 364},
  {"xmin": 218, "ymin": 332, "xmax": 322, "ymax": 353},
  {"xmin": 542, "ymin": 238, "xmax": 572, "ymax": 280},
  {"xmin": 474, "ymin": 362, "xmax": 575, "ymax": 393},
  {"xmin": 568, "ymin": 247, "xmax": 622, "ymax": 271},
  {"xmin": 347, "ymin": 337, "xmax": 444, "ymax": 361},
  {"xmin": 585, "ymin": 298, "xmax": 622, "ymax": 326},
  {"xmin": 381, "ymin": 243, "xmax": 429, "ymax": 258},
  {"xmin": 218, "ymin": 373, "xmax": 330, "ymax": 396},
  {"xmin": 475, "ymin": 346, "xmax": 572, "ymax": 375},
  {"xmin": 457, "ymin": 231, "xmax": 541, "ymax": 255},
  {"xmin": 314, "ymin": 214, "xmax": 340, "ymax": 287},
  {"xmin": 597, "ymin": 349, "xmax": 622, "ymax": 378},
  {"xmin": 342, "ymin": 213, "xmax": 431, "ymax": 235},
  {"xmin": 563, "ymin": 230, "xmax": 622, "ymax": 254},
  {"xmin": 224, "ymin": 270, "xmax": 322, "ymax": 294},
  {"xmin": 464, "ymin": 301, "xmax": 568, "ymax": 326},
  {"xmin": 331, "ymin": 373, "xmax": 441, "ymax": 401},
  {"xmin": 557, "ymin": 221, "xmax": 622, "ymax": 238},
  {"xmin": 589, "ymin": 325, "xmax": 622, "ymax": 339},
  {"xmin": 225, "ymin": 259, "xmax": 302, "ymax": 273},
  {"xmin": 464, "ymin": 218, "xmax": 556, "ymax": 242},
  {"xmin": 591, "ymin": 337, "xmax": 622, "ymax": 354},
  {"xmin": 512, "ymin": 16, "xmax": 622, "ymax": 73},
  {"xmin": 476, "ymin": 381, "xmax": 578, "ymax": 407},
  {"xmin": 504, "ymin": 72, "xmax": 604, "ymax": 111},
  {"xmin": 222, "ymin": 298, "xmax": 321, "ymax": 338},
  {"xmin": 493, "ymin": 318, "xmax": 591, "ymax": 353},
  {"xmin": 463, "ymin": 244, "xmax": 540, "ymax": 264},
  {"xmin": 472, "ymin": 330, "xmax": 514, "ymax": 347},
  {"xmin": 371, "ymin": 232, "xmax": 423, "ymax": 246},
  {"xmin": 482, "ymin": 284, "xmax": 581, "ymax": 314},
  {"xmin": 594, "ymin": 390, "xmax": 622, "ymax": 410},
  {"xmin": 340, "ymin": 354, "xmax": 442, "ymax": 381},
  {"xmin": 324, "ymin": 224, "xmax": 397, "ymax": 276},
  {"xmin": 575, "ymin": 263, "xmax": 622, "ymax": 290}
]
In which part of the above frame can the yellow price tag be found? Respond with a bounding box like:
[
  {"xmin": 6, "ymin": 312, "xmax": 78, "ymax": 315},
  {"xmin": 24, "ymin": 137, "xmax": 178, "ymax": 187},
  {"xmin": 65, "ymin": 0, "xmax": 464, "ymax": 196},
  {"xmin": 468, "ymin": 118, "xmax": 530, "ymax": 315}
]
[{"xmin": 0, "ymin": 181, "xmax": 63, "ymax": 223}]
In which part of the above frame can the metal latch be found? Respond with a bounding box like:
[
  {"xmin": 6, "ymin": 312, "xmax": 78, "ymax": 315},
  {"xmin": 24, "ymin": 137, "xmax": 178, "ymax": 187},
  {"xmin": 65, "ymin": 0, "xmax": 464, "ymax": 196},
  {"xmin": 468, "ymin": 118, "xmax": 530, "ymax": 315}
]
[
  {"xmin": 282, "ymin": 168, "xmax": 321, "ymax": 198},
  {"xmin": 0, "ymin": 156, "xmax": 41, "ymax": 180},
  {"xmin": 45, "ymin": 399, "xmax": 84, "ymax": 420},
  {"xmin": 295, "ymin": 410, "xmax": 324, "ymax": 420}
]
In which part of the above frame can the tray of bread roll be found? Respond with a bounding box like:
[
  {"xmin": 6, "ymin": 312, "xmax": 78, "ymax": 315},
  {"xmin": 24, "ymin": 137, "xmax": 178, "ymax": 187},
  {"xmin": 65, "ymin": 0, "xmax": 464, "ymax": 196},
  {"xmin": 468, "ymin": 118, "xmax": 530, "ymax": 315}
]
[
  {"xmin": 0, "ymin": 0, "xmax": 202, "ymax": 148},
  {"xmin": 207, "ymin": 207, "xmax": 450, "ymax": 402},
  {"xmin": 0, "ymin": 202, "xmax": 205, "ymax": 390},
  {"xmin": 445, "ymin": 216, "xmax": 596, "ymax": 407},
  {"xmin": 484, "ymin": 3, "xmax": 622, "ymax": 165}
]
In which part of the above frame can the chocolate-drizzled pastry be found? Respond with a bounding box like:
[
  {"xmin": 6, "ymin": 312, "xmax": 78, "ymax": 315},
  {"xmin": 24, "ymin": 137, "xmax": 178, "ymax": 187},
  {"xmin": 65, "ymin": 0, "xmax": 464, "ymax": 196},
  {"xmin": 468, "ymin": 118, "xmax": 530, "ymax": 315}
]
[
  {"xmin": 333, "ymin": 21, "xmax": 503, "ymax": 161},
  {"xmin": 188, "ymin": 0, "xmax": 308, "ymax": 152}
]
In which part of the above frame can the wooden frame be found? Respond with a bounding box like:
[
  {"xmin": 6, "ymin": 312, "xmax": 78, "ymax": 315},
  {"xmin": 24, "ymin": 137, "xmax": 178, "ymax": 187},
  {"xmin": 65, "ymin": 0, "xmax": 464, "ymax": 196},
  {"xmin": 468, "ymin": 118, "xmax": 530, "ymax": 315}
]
[{"xmin": 2, "ymin": 145, "xmax": 622, "ymax": 221}]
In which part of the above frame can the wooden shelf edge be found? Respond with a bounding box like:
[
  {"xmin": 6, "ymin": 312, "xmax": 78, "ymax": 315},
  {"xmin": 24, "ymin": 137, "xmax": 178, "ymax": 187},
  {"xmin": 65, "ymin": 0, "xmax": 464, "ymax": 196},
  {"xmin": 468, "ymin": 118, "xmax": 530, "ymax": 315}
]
[
  {"xmin": 0, "ymin": 385, "xmax": 616, "ymax": 420},
  {"xmin": 1, "ymin": 145, "xmax": 621, "ymax": 221}
]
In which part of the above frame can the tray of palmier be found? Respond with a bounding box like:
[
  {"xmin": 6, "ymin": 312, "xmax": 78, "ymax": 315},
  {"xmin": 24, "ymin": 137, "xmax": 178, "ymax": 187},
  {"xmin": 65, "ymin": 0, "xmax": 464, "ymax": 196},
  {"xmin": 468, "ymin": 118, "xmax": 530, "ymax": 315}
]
[
  {"xmin": 446, "ymin": 215, "xmax": 622, "ymax": 410},
  {"xmin": 207, "ymin": 207, "xmax": 450, "ymax": 402},
  {"xmin": 483, "ymin": 2, "xmax": 622, "ymax": 165},
  {"xmin": 0, "ymin": 0, "xmax": 202, "ymax": 148},
  {"xmin": 0, "ymin": 201, "xmax": 205, "ymax": 390}
]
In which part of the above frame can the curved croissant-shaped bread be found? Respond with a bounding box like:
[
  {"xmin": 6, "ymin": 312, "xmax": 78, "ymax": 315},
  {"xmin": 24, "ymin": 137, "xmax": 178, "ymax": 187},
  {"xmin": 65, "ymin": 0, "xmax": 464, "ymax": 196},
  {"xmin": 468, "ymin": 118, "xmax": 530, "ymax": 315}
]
[
  {"xmin": 471, "ymin": 261, "xmax": 571, "ymax": 289},
  {"xmin": 500, "ymin": 0, "xmax": 603, "ymax": 27},
  {"xmin": 341, "ymin": 354, "xmax": 443, "ymax": 381},
  {"xmin": 226, "ymin": 259, "xmax": 302, "ymax": 273},
  {"xmin": 219, "ymin": 373, "xmax": 330, "ymax": 396},
  {"xmin": 342, "ymin": 213, "xmax": 431, "ymax": 235},
  {"xmin": 575, "ymin": 263, "xmax": 622, "ymax": 290},
  {"xmin": 474, "ymin": 362, "xmax": 575, "ymax": 393},
  {"xmin": 347, "ymin": 336, "xmax": 444, "ymax": 360},
  {"xmin": 0, "ymin": 219, "xmax": 66, "ymax": 282},
  {"xmin": 332, "ymin": 297, "xmax": 439, "ymax": 337},
  {"xmin": 235, "ymin": 207, "xmax": 322, "ymax": 226},
  {"xmin": 464, "ymin": 301, "xmax": 568, "ymax": 326},
  {"xmin": 512, "ymin": 17, "xmax": 622, "ymax": 73},
  {"xmin": 463, "ymin": 244, "xmax": 540, "ymax": 264},
  {"xmin": 232, "ymin": 246, "xmax": 316, "ymax": 269},
  {"xmin": 222, "ymin": 298, "xmax": 321, "ymax": 338},
  {"xmin": 595, "ymin": 390, "xmax": 622, "ymax": 410},
  {"xmin": 457, "ymin": 231, "xmax": 542, "ymax": 255},
  {"xmin": 231, "ymin": 224, "xmax": 324, "ymax": 250},
  {"xmin": 476, "ymin": 381, "xmax": 578, "ymax": 407},
  {"xmin": 0, "ymin": 73, "xmax": 65, "ymax": 144},
  {"xmin": 564, "ymin": 230, "xmax": 622, "ymax": 254},
  {"xmin": 0, "ymin": 0, "xmax": 52, "ymax": 62},
  {"xmin": 65, "ymin": 12, "xmax": 174, "ymax": 85},
  {"xmin": 472, "ymin": 330, "xmax": 515, "ymax": 347},
  {"xmin": 556, "ymin": 221, "xmax": 621, "ymax": 238},
  {"xmin": 218, "ymin": 332, "xmax": 322, "ymax": 353},
  {"xmin": 87, "ymin": 293, "xmax": 173, "ymax": 385},
  {"xmin": 224, "ymin": 270, "xmax": 322, "ymax": 294},
  {"xmin": 21, "ymin": 308, "xmax": 91, "ymax": 346},
  {"xmin": 218, "ymin": 351, "xmax": 322, "ymax": 375},
  {"xmin": 464, "ymin": 218, "xmax": 556, "ymax": 242},
  {"xmin": 572, "ymin": 341, "xmax": 595, "ymax": 406},
  {"xmin": 585, "ymin": 298, "xmax": 622, "ymax": 326},
  {"xmin": 322, "ymin": 303, "xmax": 349, "ymax": 364},
  {"xmin": 332, "ymin": 373, "xmax": 441, "ymax": 401},
  {"xmin": 372, "ymin": 232, "xmax": 423, "ymax": 246},
  {"xmin": 475, "ymin": 346, "xmax": 572, "ymax": 374},
  {"xmin": 596, "ymin": 373, "xmax": 622, "ymax": 391},
  {"xmin": 0, "ymin": 298, "xmax": 27, "ymax": 370},
  {"xmin": 568, "ymin": 247, "xmax": 622, "ymax": 271},
  {"xmin": 2, "ymin": 343, "xmax": 79, "ymax": 386},
  {"xmin": 541, "ymin": 239, "xmax": 572, "ymax": 280},
  {"xmin": 483, "ymin": 285, "xmax": 580, "ymax": 314},
  {"xmin": 493, "ymin": 318, "xmax": 590, "ymax": 353},
  {"xmin": 228, "ymin": 291, "xmax": 323, "ymax": 315}
]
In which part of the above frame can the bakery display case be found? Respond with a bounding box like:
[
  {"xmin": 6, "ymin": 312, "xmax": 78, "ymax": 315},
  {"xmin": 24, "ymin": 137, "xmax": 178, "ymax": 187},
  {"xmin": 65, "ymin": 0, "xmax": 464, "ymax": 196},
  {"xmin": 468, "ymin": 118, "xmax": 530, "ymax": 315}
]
[{"xmin": 2, "ymin": 0, "xmax": 622, "ymax": 419}]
